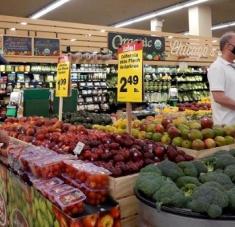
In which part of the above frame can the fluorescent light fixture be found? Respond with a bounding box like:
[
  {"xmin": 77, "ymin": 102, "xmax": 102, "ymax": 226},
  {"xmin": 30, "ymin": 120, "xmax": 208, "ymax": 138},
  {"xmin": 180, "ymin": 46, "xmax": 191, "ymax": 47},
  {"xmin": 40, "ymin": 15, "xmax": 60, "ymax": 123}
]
[
  {"xmin": 20, "ymin": 22, "xmax": 27, "ymax": 25},
  {"xmin": 30, "ymin": 0, "xmax": 71, "ymax": 19},
  {"xmin": 10, "ymin": 27, "xmax": 16, "ymax": 31},
  {"xmin": 113, "ymin": 0, "xmax": 209, "ymax": 28},
  {"xmin": 211, "ymin": 21, "xmax": 235, "ymax": 30}
]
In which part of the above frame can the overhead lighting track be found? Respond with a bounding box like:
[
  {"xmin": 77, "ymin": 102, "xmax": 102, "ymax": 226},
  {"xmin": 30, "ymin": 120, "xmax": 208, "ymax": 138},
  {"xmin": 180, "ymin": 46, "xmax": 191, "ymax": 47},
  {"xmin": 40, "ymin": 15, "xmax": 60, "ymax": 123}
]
[
  {"xmin": 211, "ymin": 21, "xmax": 235, "ymax": 30},
  {"xmin": 113, "ymin": 0, "xmax": 209, "ymax": 28},
  {"xmin": 30, "ymin": 0, "xmax": 71, "ymax": 19}
]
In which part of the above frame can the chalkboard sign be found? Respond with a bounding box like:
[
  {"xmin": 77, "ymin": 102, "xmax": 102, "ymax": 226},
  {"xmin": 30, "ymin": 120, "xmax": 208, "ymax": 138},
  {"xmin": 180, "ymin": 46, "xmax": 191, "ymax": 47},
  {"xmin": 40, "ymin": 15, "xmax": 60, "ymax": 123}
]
[
  {"xmin": 3, "ymin": 36, "xmax": 32, "ymax": 56},
  {"xmin": 34, "ymin": 38, "xmax": 60, "ymax": 56}
]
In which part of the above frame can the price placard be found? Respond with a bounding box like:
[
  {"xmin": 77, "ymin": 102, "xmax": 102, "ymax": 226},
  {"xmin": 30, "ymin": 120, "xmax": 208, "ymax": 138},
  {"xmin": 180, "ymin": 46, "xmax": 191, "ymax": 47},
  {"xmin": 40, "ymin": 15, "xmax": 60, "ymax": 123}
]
[
  {"xmin": 117, "ymin": 41, "xmax": 143, "ymax": 102},
  {"xmin": 73, "ymin": 142, "xmax": 85, "ymax": 155},
  {"xmin": 56, "ymin": 59, "xmax": 71, "ymax": 97}
]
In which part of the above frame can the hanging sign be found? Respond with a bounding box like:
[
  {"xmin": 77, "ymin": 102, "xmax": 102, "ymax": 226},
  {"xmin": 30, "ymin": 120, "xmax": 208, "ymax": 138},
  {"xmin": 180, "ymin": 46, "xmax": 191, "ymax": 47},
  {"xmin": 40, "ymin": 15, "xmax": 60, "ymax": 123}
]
[
  {"xmin": 3, "ymin": 36, "xmax": 32, "ymax": 56},
  {"xmin": 56, "ymin": 55, "xmax": 71, "ymax": 97},
  {"xmin": 34, "ymin": 38, "xmax": 60, "ymax": 56},
  {"xmin": 108, "ymin": 32, "xmax": 165, "ymax": 61},
  {"xmin": 117, "ymin": 41, "xmax": 143, "ymax": 103}
]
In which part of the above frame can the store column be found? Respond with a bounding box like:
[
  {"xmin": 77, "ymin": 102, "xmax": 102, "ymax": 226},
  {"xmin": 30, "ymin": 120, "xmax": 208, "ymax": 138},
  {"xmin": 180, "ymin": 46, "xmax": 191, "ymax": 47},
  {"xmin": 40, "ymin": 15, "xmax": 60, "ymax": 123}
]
[
  {"xmin": 188, "ymin": 5, "xmax": 212, "ymax": 37},
  {"xmin": 150, "ymin": 19, "xmax": 163, "ymax": 32}
]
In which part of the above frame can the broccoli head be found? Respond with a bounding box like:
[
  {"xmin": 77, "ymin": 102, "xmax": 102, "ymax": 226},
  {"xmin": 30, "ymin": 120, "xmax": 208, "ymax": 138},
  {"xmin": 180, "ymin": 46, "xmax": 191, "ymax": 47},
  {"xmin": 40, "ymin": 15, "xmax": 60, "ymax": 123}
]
[
  {"xmin": 135, "ymin": 173, "xmax": 167, "ymax": 197},
  {"xmin": 202, "ymin": 156, "xmax": 216, "ymax": 172},
  {"xmin": 177, "ymin": 161, "xmax": 198, "ymax": 177},
  {"xmin": 181, "ymin": 183, "xmax": 197, "ymax": 197},
  {"xmin": 199, "ymin": 172, "xmax": 234, "ymax": 190},
  {"xmin": 224, "ymin": 164, "xmax": 235, "ymax": 182},
  {"xmin": 176, "ymin": 176, "xmax": 201, "ymax": 188},
  {"xmin": 229, "ymin": 149, "xmax": 235, "ymax": 157},
  {"xmin": 189, "ymin": 183, "xmax": 229, "ymax": 218},
  {"xmin": 201, "ymin": 181, "xmax": 226, "ymax": 192},
  {"xmin": 140, "ymin": 164, "xmax": 162, "ymax": 175},
  {"xmin": 158, "ymin": 160, "xmax": 184, "ymax": 180},
  {"xmin": 191, "ymin": 160, "xmax": 208, "ymax": 174},
  {"xmin": 152, "ymin": 181, "xmax": 187, "ymax": 208},
  {"xmin": 227, "ymin": 187, "xmax": 235, "ymax": 211},
  {"xmin": 214, "ymin": 153, "xmax": 235, "ymax": 169}
]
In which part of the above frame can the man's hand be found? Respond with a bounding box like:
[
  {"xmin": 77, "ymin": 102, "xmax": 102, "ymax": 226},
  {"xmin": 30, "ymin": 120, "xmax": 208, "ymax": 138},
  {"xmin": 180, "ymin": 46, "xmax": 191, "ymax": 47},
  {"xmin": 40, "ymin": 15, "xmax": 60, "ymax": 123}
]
[{"xmin": 212, "ymin": 91, "xmax": 235, "ymax": 110}]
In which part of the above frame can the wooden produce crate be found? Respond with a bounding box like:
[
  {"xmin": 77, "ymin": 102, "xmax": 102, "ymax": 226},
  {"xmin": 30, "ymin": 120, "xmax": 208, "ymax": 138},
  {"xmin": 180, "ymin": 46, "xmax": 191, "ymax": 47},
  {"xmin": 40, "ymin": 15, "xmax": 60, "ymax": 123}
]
[
  {"xmin": 179, "ymin": 143, "xmax": 235, "ymax": 159},
  {"xmin": 109, "ymin": 174, "xmax": 139, "ymax": 225},
  {"xmin": 109, "ymin": 173, "xmax": 138, "ymax": 199},
  {"xmin": 121, "ymin": 214, "xmax": 138, "ymax": 227}
]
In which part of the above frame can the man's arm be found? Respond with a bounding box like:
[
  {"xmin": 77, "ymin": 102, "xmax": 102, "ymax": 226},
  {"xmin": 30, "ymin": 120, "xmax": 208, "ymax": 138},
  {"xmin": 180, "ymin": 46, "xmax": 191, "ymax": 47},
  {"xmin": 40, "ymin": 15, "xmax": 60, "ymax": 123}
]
[{"xmin": 212, "ymin": 91, "xmax": 235, "ymax": 110}]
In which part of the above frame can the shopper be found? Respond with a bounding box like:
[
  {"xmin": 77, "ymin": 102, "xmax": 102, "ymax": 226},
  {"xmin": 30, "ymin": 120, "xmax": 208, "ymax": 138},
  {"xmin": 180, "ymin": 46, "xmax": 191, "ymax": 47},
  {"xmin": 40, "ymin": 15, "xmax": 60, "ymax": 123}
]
[{"xmin": 207, "ymin": 32, "xmax": 235, "ymax": 125}]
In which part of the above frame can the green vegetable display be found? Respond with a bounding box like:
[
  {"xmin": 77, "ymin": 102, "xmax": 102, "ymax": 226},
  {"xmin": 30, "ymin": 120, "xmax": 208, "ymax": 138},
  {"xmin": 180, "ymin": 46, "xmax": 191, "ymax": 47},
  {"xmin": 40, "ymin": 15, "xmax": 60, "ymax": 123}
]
[
  {"xmin": 135, "ymin": 150, "xmax": 235, "ymax": 218},
  {"xmin": 62, "ymin": 111, "xmax": 112, "ymax": 128}
]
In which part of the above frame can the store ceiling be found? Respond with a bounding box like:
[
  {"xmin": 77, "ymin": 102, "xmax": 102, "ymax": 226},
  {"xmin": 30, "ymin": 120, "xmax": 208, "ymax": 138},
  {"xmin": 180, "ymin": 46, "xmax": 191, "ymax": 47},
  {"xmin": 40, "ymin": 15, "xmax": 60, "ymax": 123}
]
[{"xmin": 0, "ymin": 0, "xmax": 234, "ymax": 37}]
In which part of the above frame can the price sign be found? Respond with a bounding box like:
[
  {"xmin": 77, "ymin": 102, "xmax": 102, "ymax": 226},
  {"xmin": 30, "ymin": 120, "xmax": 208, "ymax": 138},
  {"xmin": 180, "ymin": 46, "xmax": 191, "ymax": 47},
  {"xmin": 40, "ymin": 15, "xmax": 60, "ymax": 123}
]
[
  {"xmin": 56, "ymin": 58, "xmax": 71, "ymax": 97},
  {"xmin": 117, "ymin": 41, "xmax": 143, "ymax": 102},
  {"xmin": 73, "ymin": 142, "xmax": 85, "ymax": 156}
]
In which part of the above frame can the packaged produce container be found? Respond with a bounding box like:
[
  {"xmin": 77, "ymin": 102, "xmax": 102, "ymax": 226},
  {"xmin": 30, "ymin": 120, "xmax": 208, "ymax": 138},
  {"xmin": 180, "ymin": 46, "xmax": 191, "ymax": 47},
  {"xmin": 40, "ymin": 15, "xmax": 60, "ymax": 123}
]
[
  {"xmin": 81, "ymin": 183, "xmax": 108, "ymax": 205},
  {"xmin": 29, "ymin": 156, "xmax": 65, "ymax": 178},
  {"xmin": 64, "ymin": 160, "xmax": 110, "ymax": 189},
  {"xmin": 46, "ymin": 184, "xmax": 75, "ymax": 202},
  {"xmin": 61, "ymin": 173, "xmax": 82, "ymax": 189},
  {"xmin": 55, "ymin": 189, "xmax": 86, "ymax": 215},
  {"xmin": 33, "ymin": 177, "xmax": 64, "ymax": 195}
]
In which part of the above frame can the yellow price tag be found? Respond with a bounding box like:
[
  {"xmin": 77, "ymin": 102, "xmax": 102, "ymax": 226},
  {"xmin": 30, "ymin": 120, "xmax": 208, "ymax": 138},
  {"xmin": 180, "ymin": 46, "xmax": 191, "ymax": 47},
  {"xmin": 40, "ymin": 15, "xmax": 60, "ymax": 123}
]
[
  {"xmin": 117, "ymin": 41, "xmax": 143, "ymax": 103},
  {"xmin": 56, "ymin": 61, "xmax": 71, "ymax": 97}
]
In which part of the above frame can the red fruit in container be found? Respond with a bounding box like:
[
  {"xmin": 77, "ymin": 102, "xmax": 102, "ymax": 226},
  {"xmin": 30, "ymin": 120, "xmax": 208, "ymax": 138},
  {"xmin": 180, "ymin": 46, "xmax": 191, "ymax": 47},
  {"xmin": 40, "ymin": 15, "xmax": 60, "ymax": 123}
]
[
  {"xmin": 55, "ymin": 189, "xmax": 86, "ymax": 216},
  {"xmin": 81, "ymin": 184, "xmax": 108, "ymax": 205},
  {"xmin": 63, "ymin": 160, "xmax": 110, "ymax": 189},
  {"xmin": 46, "ymin": 184, "xmax": 75, "ymax": 202},
  {"xmin": 184, "ymin": 154, "xmax": 194, "ymax": 161}
]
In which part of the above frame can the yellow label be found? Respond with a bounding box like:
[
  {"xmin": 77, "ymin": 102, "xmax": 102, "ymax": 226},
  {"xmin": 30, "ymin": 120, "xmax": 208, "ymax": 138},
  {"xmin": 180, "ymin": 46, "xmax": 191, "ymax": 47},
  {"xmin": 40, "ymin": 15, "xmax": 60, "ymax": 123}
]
[
  {"xmin": 117, "ymin": 43, "xmax": 143, "ymax": 103},
  {"xmin": 56, "ymin": 61, "xmax": 71, "ymax": 97}
]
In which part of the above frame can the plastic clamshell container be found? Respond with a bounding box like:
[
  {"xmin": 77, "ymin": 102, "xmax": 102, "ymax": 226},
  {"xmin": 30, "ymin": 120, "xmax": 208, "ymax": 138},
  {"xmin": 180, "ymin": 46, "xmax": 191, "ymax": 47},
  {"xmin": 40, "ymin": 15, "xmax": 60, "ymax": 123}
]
[
  {"xmin": 46, "ymin": 184, "xmax": 75, "ymax": 202},
  {"xmin": 34, "ymin": 177, "xmax": 64, "ymax": 195},
  {"xmin": 19, "ymin": 147, "xmax": 55, "ymax": 171},
  {"xmin": 63, "ymin": 160, "xmax": 110, "ymax": 190},
  {"xmin": 29, "ymin": 156, "xmax": 65, "ymax": 178},
  {"xmin": 81, "ymin": 183, "xmax": 108, "ymax": 205},
  {"xmin": 61, "ymin": 173, "xmax": 82, "ymax": 189},
  {"xmin": 55, "ymin": 189, "xmax": 86, "ymax": 215}
]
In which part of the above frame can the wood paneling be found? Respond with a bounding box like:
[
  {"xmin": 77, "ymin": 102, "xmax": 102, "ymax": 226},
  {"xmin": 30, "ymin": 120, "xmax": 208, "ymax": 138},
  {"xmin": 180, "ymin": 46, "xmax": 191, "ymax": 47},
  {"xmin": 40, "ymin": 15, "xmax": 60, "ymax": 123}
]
[{"xmin": 0, "ymin": 15, "xmax": 219, "ymax": 65}]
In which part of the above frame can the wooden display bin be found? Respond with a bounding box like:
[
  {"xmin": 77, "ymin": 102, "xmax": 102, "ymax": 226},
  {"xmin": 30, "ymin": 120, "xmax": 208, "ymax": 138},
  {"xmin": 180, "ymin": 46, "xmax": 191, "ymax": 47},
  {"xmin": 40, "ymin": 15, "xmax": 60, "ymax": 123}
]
[
  {"xmin": 179, "ymin": 144, "xmax": 235, "ymax": 159},
  {"xmin": 109, "ymin": 174, "xmax": 139, "ymax": 225}
]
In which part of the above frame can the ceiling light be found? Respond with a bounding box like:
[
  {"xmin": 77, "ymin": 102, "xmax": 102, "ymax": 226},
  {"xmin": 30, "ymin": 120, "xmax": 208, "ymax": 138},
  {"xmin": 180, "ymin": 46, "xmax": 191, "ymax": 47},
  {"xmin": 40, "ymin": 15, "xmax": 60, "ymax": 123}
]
[
  {"xmin": 100, "ymin": 29, "xmax": 106, "ymax": 33},
  {"xmin": 211, "ymin": 21, "xmax": 235, "ymax": 30},
  {"xmin": 212, "ymin": 40, "xmax": 217, "ymax": 43},
  {"xmin": 20, "ymin": 22, "xmax": 27, "ymax": 25},
  {"xmin": 88, "ymin": 34, "xmax": 92, "ymax": 37},
  {"xmin": 168, "ymin": 36, "xmax": 173, "ymax": 39},
  {"xmin": 184, "ymin": 32, "xmax": 189, "ymax": 35},
  {"xmin": 70, "ymin": 39, "xmax": 76, "ymax": 42},
  {"xmin": 30, "ymin": 0, "xmax": 71, "ymax": 19},
  {"xmin": 10, "ymin": 28, "xmax": 16, "ymax": 31},
  {"xmin": 113, "ymin": 0, "xmax": 209, "ymax": 28}
]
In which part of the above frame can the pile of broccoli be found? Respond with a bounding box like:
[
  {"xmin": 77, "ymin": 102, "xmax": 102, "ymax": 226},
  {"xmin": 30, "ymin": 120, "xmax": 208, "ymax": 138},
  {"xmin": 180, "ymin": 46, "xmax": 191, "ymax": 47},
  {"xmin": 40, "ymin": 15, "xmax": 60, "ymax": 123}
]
[{"xmin": 135, "ymin": 149, "xmax": 235, "ymax": 218}]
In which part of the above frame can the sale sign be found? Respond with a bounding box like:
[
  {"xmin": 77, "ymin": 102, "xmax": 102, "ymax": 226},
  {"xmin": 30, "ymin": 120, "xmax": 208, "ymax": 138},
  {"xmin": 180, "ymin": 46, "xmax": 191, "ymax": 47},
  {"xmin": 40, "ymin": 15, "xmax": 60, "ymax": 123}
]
[
  {"xmin": 117, "ymin": 41, "xmax": 143, "ymax": 102},
  {"xmin": 56, "ymin": 55, "xmax": 71, "ymax": 97}
]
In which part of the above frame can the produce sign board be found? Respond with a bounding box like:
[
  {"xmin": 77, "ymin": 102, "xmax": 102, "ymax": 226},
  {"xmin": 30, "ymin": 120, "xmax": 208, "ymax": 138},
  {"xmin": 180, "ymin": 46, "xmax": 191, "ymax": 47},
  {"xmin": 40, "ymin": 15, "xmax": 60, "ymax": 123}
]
[
  {"xmin": 56, "ymin": 56, "xmax": 71, "ymax": 97},
  {"xmin": 34, "ymin": 38, "xmax": 60, "ymax": 56},
  {"xmin": 117, "ymin": 41, "xmax": 143, "ymax": 103},
  {"xmin": 108, "ymin": 32, "xmax": 165, "ymax": 61},
  {"xmin": 3, "ymin": 36, "xmax": 32, "ymax": 56}
]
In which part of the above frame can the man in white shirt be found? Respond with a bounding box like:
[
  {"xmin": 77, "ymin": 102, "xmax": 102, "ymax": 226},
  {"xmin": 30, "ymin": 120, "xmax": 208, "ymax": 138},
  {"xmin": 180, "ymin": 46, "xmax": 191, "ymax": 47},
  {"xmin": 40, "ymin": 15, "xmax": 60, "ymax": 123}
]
[{"xmin": 207, "ymin": 32, "xmax": 235, "ymax": 125}]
